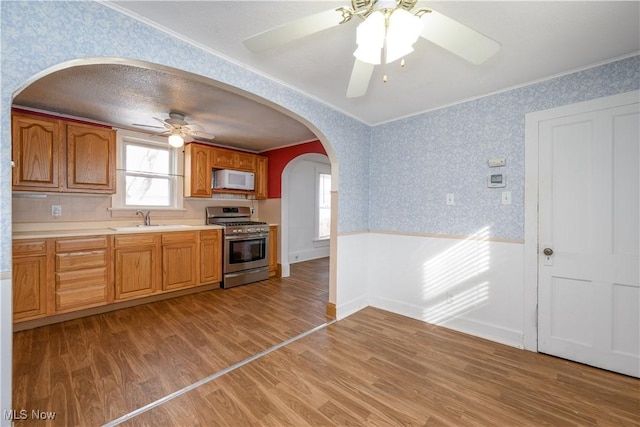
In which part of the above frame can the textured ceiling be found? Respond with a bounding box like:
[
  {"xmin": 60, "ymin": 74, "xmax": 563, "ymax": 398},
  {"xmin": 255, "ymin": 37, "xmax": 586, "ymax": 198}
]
[
  {"xmin": 12, "ymin": 1, "xmax": 640, "ymax": 153},
  {"xmin": 13, "ymin": 63, "xmax": 317, "ymax": 152}
]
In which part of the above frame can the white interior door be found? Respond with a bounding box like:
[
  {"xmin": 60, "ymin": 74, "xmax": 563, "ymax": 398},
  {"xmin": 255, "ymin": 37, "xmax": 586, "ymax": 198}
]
[{"xmin": 538, "ymin": 99, "xmax": 639, "ymax": 377}]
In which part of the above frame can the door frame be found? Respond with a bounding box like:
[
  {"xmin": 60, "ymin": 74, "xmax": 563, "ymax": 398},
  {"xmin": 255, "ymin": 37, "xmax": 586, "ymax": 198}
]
[{"xmin": 523, "ymin": 90, "xmax": 639, "ymax": 352}]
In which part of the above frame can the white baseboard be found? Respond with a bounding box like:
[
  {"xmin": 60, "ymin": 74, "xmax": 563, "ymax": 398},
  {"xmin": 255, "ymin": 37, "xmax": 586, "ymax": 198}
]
[{"xmin": 289, "ymin": 246, "xmax": 330, "ymax": 264}]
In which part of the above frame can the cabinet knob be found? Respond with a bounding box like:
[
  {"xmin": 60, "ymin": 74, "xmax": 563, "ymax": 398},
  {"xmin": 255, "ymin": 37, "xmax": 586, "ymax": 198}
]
[{"xmin": 543, "ymin": 248, "xmax": 554, "ymax": 256}]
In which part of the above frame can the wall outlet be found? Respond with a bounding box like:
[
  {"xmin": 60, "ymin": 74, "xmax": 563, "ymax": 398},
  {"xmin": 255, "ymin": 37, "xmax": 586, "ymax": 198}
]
[
  {"xmin": 51, "ymin": 205, "xmax": 62, "ymax": 218},
  {"xmin": 446, "ymin": 193, "xmax": 455, "ymax": 205}
]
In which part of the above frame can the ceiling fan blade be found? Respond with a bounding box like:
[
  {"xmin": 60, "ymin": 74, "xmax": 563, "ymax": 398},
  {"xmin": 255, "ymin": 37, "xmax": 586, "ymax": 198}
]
[
  {"xmin": 420, "ymin": 10, "xmax": 500, "ymax": 65},
  {"xmin": 183, "ymin": 124, "xmax": 215, "ymax": 140},
  {"xmin": 186, "ymin": 129, "xmax": 216, "ymax": 140},
  {"xmin": 244, "ymin": 8, "xmax": 346, "ymax": 53},
  {"xmin": 346, "ymin": 59, "xmax": 375, "ymax": 98}
]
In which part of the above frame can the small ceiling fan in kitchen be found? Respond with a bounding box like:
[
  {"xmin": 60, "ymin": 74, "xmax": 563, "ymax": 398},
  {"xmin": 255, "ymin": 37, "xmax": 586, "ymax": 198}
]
[
  {"xmin": 243, "ymin": 0, "xmax": 501, "ymax": 98},
  {"xmin": 134, "ymin": 112, "xmax": 216, "ymax": 147}
]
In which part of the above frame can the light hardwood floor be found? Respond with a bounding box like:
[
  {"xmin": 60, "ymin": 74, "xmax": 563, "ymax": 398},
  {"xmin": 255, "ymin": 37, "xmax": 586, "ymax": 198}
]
[{"xmin": 13, "ymin": 257, "xmax": 640, "ymax": 426}]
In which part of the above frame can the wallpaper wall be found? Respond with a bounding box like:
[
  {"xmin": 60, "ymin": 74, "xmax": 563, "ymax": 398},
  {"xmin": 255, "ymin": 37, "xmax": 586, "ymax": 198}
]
[
  {"xmin": 369, "ymin": 56, "xmax": 640, "ymax": 240},
  {"xmin": 0, "ymin": 0, "xmax": 371, "ymax": 272}
]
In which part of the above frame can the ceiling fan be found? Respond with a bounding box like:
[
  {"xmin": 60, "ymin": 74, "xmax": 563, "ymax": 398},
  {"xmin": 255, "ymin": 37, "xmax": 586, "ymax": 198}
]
[
  {"xmin": 243, "ymin": 0, "xmax": 501, "ymax": 98},
  {"xmin": 135, "ymin": 112, "xmax": 216, "ymax": 147}
]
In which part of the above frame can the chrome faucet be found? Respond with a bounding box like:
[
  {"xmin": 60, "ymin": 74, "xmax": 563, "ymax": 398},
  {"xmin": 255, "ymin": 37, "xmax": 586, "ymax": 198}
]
[{"xmin": 136, "ymin": 210, "xmax": 151, "ymax": 226}]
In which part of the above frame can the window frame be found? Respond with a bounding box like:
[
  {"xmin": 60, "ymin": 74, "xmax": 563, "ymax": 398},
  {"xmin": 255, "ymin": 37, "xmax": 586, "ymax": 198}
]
[{"xmin": 110, "ymin": 129, "xmax": 184, "ymax": 211}]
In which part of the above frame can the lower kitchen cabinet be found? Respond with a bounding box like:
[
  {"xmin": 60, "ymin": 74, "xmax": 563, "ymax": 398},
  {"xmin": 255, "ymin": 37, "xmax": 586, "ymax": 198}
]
[
  {"xmin": 199, "ymin": 229, "xmax": 222, "ymax": 285},
  {"xmin": 13, "ymin": 228, "xmax": 224, "ymax": 326},
  {"xmin": 12, "ymin": 239, "xmax": 50, "ymax": 321},
  {"xmin": 162, "ymin": 231, "xmax": 197, "ymax": 291},
  {"xmin": 269, "ymin": 225, "xmax": 279, "ymax": 277},
  {"xmin": 114, "ymin": 234, "xmax": 160, "ymax": 301},
  {"xmin": 54, "ymin": 236, "xmax": 110, "ymax": 313}
]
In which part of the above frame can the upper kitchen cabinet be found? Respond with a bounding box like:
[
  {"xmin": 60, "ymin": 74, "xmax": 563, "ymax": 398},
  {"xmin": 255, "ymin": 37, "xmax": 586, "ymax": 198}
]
[
  {"xmin": 184, "ymin": 143, "xmax": 212, "ymax": 197},
  {"xmin": 184, "ymin": 143, "xmax": 268, "ymax": 199},
  {"xmin": 66, "ymin": 123, "xmax": 116, "ymax": 193},
  {"xmin": 11, "ymin": 111, "xmax": 116, "ymax": 194},
  {"xmin": 254, "ymin": 156, "xmax": 268, "ymax": 200},
  {"xmin": 212, "ymin": 147, "xmax": 255, "ymax": 171},
  {"xmin": 12, "ymin": 112, "xmax": 63, "ymax": 191}
]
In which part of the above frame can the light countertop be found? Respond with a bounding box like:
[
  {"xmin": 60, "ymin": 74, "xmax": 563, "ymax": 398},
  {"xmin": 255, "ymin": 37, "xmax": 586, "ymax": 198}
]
[{"xmin": 13, "ymin": 224, "xmax": 223, "ymax": 240}]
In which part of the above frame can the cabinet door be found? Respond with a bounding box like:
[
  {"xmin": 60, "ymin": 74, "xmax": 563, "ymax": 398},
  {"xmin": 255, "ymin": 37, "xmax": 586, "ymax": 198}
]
[
  {"xmin": 234, "ymin": 152, "xmax": 256, "ymax": 171},
  {"xmin": 184, "ymin": 143, "xmax": 212, "ymax": 197},
  {"xmin": 269, "ymin": 226, "xmax": 278, "ymax": 277},
  {"xmin": 212, "ymin": 148, "xmax": 235, "ymax": 169},
  {"xmin": 13, "ymin": 255, "xmax": 48, "ymax": 321},
  {"xmin": 12, "ymin": 113, "xmax": 63, "ymax": 191},
  {"xmin": 254, "ymin": 156, "xmax": 268, "ymax": 200},
  {"xmin": 199, "ymin": 229, "xmax": 222, "ymax": 285},
  {"xmin": 114, "ymin": 246, "xmax": 158, "ymax": 300},
  {"xmin": 162, "ymin": 232, "xmax": 197, "ymax": 291},
  {"xmin": 114, "ymin": 234, "xmax": 159, "ymax": 300},
  {"xmin": 66, "ymin": 123, "xmax": 116, "ymax": 193}
]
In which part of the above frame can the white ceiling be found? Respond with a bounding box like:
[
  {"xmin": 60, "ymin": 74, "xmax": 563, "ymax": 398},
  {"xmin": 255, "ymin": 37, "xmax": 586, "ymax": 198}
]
[{"xmin": 14, "ymin": 1, "xmax": 640, "ymax": 152}]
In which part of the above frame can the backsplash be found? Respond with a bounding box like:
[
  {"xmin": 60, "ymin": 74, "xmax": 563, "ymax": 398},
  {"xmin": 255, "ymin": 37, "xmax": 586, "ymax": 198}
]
[{"xmin": 12, "ymin": 193, "xmax": 259, "ymax": 227}]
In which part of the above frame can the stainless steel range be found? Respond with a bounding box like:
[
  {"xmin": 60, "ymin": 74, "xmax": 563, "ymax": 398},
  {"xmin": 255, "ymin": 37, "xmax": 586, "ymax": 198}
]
[{"xmin": 206, "ymin": 206, "xmax": 269, "ymax": 288}]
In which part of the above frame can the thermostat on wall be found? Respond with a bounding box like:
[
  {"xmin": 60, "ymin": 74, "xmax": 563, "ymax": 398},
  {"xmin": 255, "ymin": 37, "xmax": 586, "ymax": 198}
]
[{"xmin": 488, "ymin": 174, "xmax": 506, "ymax": 188}]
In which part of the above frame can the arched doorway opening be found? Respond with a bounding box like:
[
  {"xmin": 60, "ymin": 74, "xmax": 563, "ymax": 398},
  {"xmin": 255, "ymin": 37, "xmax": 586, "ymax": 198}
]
[{"xmin": 5, "ymin": 57, "xmax": 342, "ymax": 418}]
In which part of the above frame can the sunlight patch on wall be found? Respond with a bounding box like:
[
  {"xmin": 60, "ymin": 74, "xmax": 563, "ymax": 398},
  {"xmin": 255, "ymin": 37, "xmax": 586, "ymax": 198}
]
[
  {"xmin": 423, "ymin": 281, "xmax": 490, "ymax": 324},
  {"xmin": 422, "ymin": 226, "xmax": 490, "ymax": 300},
  {"xmin": 420, "ymin": 226, "xmax": 491, "ymax": 324}
]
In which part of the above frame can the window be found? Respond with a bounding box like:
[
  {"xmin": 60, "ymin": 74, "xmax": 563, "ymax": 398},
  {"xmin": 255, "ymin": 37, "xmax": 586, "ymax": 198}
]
[
  {"xmin": 111, "ymin": 130, "xmax": 183, "ymax": 210},
  {"xmin": 317, "ymin": 172, "xmax": 331, "ymax": 239}
]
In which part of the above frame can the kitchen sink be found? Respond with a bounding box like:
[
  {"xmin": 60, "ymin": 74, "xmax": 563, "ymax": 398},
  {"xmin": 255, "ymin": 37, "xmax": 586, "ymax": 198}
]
[{"xmin": 109, "ymin": 224, "xmax": 192, "ymax": 232}]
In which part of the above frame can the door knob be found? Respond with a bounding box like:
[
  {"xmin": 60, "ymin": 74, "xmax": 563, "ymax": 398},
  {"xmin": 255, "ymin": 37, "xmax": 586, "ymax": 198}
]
[{"xmin": 543, "ymin": 248, "xmax": 554, "ymax": 256}]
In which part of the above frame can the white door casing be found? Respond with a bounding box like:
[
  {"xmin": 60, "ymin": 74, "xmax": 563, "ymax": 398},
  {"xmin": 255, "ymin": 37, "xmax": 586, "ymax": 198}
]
[{"xmin": 534, "ymin": 95, "xmax": 639, "ymax": 377}]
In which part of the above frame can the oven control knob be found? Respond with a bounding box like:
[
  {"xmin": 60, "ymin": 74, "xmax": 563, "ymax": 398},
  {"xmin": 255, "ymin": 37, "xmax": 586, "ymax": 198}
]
[{"xmin": 232, "ymin": 229, "xmax": 239, "ymax": 233}]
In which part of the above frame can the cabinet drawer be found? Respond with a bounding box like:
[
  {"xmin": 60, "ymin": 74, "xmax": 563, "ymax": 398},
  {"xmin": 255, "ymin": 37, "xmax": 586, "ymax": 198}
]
[
  {"xmin": 56, "ymin": 267, "xmax": 108, "ymax": 291},
  {"xmin": 55, "ymin": 267, "xmax": 108, "ymax": 312},
  {"xmin": 199, "ymin": 229, "xmax": 221, "ymax": 241},
  {"xmin": 55, "ymin": 250, "xmax": 107, "ymax": 271},
  {"xmin": 115, "ymin": 234, "xmax": 159, "ymax": 247},
  {"xmin": 56, "ymin": 236, "xmax": 108, "ymax": 252},
  {"xmin": 161, "ymin": 231, "xmax": 197, "ymax": 245},
  {"xmin": 13, "ymin": 239, "xmax": 48, "ymax": 256}
]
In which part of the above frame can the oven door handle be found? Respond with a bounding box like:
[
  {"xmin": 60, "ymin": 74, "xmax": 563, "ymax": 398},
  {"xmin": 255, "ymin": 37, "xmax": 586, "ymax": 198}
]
[{"xmin": 224, "ymin": 233, "xmax": 268, "ymax": 241}]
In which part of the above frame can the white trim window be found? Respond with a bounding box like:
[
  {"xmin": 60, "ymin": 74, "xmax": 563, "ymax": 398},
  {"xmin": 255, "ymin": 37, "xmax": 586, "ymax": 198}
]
[
  {"xmin": 316, "ymin": 171, "xmax": 331, "ymax": 240},
  {"xmin": 111, "ymin": 130, "xmax": 183, "ymax": 210}
]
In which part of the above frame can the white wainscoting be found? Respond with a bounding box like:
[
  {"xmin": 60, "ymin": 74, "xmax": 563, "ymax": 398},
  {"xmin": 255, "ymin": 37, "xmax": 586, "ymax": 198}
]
[
  {"xmin": 366, "ymin": 232, "xmax": 526, "ymax": 348},
  {"xmin": 335, "ymin": 233, "xmax": 370, "ymax": 319}
]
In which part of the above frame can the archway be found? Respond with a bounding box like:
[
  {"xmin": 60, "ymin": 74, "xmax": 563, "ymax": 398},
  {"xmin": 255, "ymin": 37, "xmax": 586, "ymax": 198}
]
[
  {"xmin": 4, "ymin": 57, "xmax": 342, "ymax": 415},
  {"xmin": 280, "ymin": 152, "xmax": 332, "ymax": 278}
]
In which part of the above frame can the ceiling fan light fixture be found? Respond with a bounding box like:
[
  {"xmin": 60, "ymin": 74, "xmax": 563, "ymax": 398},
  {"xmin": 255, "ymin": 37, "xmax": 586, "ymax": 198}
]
[
  {"xmin": 385, "ymin": 9, "xmax": 423, "ymax": 63},
  {"xmin": 353, "ymin": 10, "xmax": 385, "ymax": 64},
  {"xmin": 168, "ymin": 132, "xmax": 184, "ymax": 148}
]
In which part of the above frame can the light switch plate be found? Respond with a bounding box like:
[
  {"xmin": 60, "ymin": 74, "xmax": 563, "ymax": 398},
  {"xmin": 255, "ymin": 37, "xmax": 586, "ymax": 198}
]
[{"xmin": 501, "ymin": 191, "xmax": 511, "ymax": 205}]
